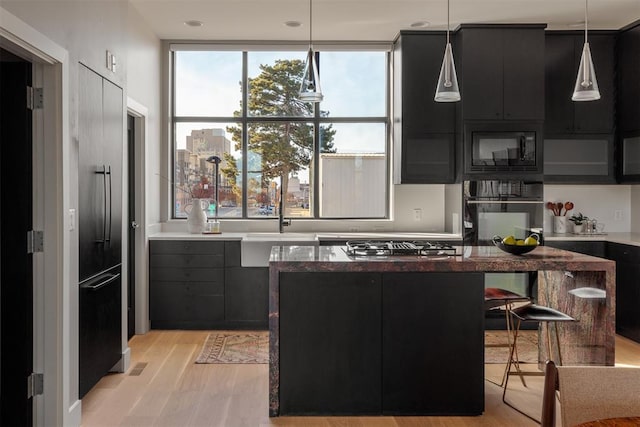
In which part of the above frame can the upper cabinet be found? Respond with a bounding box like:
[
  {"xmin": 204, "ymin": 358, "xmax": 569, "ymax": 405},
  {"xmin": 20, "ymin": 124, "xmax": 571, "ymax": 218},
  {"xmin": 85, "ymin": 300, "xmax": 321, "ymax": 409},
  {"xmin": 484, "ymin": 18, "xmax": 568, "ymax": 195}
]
[
  {"xmin": 459, "ymin": 25, "xmax": 546, "ymax": 121},
  {"xmin": 545, "ymin": 32, "xmax": 616, "ymax": 135},
  {"xmin": 617, "ymin": 22, "xmax": 640, "ymax": 134},
  {"xmin": 393, "ymin": 31, "xmax": 457, "ymax": 184}
]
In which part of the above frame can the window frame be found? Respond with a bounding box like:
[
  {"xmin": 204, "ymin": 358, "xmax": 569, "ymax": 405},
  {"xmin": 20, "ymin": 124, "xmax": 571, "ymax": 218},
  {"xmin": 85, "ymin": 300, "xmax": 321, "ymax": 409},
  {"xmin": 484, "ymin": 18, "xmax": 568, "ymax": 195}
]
[{"xmin": 169, "ymin": 43, "xmax": 392, "ymax": 220}]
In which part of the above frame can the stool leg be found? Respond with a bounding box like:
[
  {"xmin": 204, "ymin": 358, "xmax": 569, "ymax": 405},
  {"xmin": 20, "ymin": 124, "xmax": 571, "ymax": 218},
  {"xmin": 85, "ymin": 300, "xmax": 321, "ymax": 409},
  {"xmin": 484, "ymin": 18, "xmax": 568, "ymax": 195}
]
[
  {"xmin": 496, "ymin": 301, "xmax": 515, "ymax": 387},
  {"xmin": 546, "ymin": 321, "xmax": 553, "ymax": 362},
  {"xmin": 554, "ymin": 322, "xmax": 563, "ymax": 366}
]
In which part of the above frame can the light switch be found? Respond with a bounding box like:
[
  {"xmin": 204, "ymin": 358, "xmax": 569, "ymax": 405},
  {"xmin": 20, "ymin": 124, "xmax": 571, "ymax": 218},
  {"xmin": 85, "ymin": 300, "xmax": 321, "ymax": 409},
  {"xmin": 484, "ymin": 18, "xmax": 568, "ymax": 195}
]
[
  {"xmin": 69, "ymin": 208, "xmax": 76, "ymax": 231},
  {"xmin": 413, "ymin": 208, "xmax": 422, "ymax": 221}
]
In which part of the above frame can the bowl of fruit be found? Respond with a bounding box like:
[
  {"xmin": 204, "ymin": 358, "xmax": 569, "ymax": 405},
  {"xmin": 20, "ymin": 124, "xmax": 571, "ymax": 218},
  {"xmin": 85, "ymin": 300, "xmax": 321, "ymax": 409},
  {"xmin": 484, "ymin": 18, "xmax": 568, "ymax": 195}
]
[{"xmin": 492, "ymin": 233, "xmax": 540, "ymax": 255}]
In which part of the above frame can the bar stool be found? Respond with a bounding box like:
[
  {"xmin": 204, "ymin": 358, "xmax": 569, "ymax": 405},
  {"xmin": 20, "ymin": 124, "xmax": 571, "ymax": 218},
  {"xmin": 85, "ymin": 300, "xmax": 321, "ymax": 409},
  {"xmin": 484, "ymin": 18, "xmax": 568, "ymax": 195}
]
[
  {"xmin": 484, "ymin": 288, "xmax": 530, "ymax": 387},
  {"xmin": 502, "ymin": 303, "xmax": 576, "ymax": 423}
]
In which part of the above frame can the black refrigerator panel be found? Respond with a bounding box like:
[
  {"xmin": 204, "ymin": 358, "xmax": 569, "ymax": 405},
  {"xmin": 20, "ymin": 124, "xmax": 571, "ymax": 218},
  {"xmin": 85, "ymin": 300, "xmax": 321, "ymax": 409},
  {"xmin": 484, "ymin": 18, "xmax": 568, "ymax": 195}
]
[
  {"xmin": 79, "ymin": 264, "xmax": 122, "ymax": 398},
  {"xmin": 78, "ymin": 65, "xmax": 106, "ymax": 279},
  {"xmin": 78, "ymin": 65, "xmax": 123, "ymax": 281},
  {"xmin": 102, "ymin": 75, "xmax": 123, "ymax": 270},
  {"xmin": 78, "ymin": 63, "xmax": 124, "ymax": 397}
]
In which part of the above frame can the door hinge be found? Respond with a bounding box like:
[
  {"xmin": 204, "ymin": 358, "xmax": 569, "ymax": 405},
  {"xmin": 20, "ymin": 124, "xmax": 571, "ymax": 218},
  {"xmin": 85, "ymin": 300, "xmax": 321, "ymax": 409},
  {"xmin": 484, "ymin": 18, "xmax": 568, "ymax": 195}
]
[
  {"xmin": 27, "ymin": 373, "xmax": 44, "ymax": 398},
  {"xmin": 27, "ymin": 230, "xmax": 44, "ymax": 253},
  {"xmin": 26, "ymin": 86, "xmax": 43, "ymax": 110}
]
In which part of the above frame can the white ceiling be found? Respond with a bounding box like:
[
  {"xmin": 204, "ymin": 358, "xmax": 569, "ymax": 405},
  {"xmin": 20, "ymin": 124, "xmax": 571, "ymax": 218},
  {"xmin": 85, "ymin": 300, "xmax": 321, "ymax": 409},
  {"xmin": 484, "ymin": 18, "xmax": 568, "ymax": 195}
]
[{"xmin": 129, "ymin": 0, "xmax": 640, "ymax": 42}]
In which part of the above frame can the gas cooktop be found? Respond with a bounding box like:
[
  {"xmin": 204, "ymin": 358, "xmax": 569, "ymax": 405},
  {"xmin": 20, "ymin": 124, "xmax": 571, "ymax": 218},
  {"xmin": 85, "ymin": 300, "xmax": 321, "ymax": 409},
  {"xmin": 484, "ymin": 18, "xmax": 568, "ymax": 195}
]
[{"xmin": 344, "ymin": 240, "xmax": 463, "ymax": 257}]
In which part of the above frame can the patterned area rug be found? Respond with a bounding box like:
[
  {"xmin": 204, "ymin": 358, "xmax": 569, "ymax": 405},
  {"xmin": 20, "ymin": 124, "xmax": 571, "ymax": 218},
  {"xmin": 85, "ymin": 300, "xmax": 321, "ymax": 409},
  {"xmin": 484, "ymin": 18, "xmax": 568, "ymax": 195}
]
[
  {"xmin": 485, "ymin": 330, "xmax": 538, "ymax": 364},
  {"xmin": 195, "ymin": 332, "xmax": 269, "ymax": 364}
]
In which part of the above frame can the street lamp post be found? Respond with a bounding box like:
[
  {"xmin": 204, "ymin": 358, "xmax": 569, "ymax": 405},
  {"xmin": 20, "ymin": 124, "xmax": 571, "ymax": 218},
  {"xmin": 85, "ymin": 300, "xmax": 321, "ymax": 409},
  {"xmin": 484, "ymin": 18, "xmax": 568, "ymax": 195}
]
[{"xmin": 206, "ymin": 155, "xmax": 222, "ymax": 233}]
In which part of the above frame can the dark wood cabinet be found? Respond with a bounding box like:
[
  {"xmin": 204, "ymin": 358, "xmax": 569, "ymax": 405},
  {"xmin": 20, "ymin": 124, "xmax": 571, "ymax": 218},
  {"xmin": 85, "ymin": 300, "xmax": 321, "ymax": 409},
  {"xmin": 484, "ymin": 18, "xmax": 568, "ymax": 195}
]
[
  {"xmin": 545, "ymin": 32, "xmax": 616, "ymax": 134},
  {"xmin": 149, "ymin": 240, "xmax": 268, "ymax": 329},
  {"xmin": 225, "ymin": 267, "xmax": 268, "ymax": 326},
  {"xmin": 279, "ymin": 272, "xmax": 382, "ymax": 415},
  {"xmin": 607, "ymin": 243, "xmax": 640, "ymax": 343},
  {"xmin": 393, "ymin": 31, "xmax": 456, "ymax": 183},
  {"xmin": 544, "ymin": 240, "xmax": 607, "ymax": 258},
  {"xmin": 544, "ymin": 135, "xmax": 616, "ymax": 183},
  {"xmin": 277, "ymin": 270, "xmax": 484, "ymax": 416},
  {"xmin": 459, "ymin": 25, "xmax": 546, "ymax": 121},
  {"xmin": 617, "ymin": 22, "xmax": 640, "ymax": 134},
  {"xmin": 382, "ymin": 272, "xmax": 484, "ymax": 415}
]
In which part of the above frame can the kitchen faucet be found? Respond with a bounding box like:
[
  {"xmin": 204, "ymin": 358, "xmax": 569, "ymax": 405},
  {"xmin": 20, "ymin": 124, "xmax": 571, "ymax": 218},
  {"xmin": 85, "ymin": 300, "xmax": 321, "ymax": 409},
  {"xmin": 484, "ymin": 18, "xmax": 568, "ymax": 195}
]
[{"xmin": 279, "ymin": 176, "xmax": 291, "ymax": 233}]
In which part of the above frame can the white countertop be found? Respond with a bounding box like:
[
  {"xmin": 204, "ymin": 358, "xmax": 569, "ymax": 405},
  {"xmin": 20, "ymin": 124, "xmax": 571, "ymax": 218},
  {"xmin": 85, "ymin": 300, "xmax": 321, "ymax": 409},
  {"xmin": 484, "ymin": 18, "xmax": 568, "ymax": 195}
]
[{"xmin": 544, "ymin": 232, "xmax": 640, "ymax": 247}]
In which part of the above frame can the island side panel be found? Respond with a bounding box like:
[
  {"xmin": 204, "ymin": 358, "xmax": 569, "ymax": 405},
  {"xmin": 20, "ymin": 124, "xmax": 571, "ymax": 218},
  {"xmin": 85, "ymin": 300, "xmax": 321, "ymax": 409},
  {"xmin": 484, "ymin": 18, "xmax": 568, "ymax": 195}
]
[
  {"xmin": 268, "ymin": 264, "xmax": 280, "ymax": 417},
  {"xmin": 538, "ymin": 270, "xmax": 615, "ymax": 366}
]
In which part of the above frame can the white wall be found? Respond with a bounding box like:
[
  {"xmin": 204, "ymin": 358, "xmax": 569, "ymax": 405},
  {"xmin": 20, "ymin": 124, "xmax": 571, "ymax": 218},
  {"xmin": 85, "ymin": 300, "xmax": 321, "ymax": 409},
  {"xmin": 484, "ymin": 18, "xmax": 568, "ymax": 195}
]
[
  {"xmin": 544, "ymin": 184, "xmax": 632, "ymax": 233},
  {"xmin": 1, "ymin": 1, "xmax": 161, "ymax": 424},
  {"xmin": 631, "ymin": 185, "xmax": 640, "ymax": 232}
]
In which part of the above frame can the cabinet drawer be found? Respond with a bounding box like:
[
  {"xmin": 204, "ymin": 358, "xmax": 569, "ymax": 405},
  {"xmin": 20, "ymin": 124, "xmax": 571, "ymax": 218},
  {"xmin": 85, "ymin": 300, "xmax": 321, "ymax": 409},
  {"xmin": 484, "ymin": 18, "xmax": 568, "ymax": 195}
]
[
  {"xmin": 150, "ymin": 240, "xmax": 225, "ymax": 255},
  {"xmin": 150, "ymin": 291, "xmax": 224, "ymax": 322},
  {"xmin": 150, "ymin": 267, "xmax": 224, "ymax": 283},
  {"xmin": 150, "ymin": 253, "xmax": 224, "ymax": 268}
]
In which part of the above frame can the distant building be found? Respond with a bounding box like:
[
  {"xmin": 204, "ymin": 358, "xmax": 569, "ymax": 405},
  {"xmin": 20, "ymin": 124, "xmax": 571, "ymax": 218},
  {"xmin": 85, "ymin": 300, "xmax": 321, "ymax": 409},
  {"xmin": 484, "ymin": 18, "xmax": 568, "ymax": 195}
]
[{"xmin": 319, "ymin": 153, "xmax": 385, "ymax": 217}]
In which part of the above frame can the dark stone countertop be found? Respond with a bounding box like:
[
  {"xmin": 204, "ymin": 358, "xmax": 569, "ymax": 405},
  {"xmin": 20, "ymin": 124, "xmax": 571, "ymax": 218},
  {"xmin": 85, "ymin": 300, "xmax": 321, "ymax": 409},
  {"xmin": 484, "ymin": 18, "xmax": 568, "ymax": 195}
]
[{"xmin": 269, "ymin": 245, "xmax": 615, "ymax": 273}]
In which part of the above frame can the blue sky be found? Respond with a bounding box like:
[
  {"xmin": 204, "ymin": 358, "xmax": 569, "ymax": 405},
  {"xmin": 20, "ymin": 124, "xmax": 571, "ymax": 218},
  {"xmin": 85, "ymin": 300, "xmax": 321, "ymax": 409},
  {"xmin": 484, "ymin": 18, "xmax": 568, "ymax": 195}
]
[{"xmin": 174, "ymin": 49, "xmax": 387, "ymax": 183}]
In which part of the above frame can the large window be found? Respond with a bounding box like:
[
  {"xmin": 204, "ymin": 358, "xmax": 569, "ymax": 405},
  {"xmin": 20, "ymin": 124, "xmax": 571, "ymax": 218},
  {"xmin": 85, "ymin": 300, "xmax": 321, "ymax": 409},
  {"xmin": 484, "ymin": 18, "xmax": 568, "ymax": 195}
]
[{"xmin": 171, "ymin": 47, "xmax": 389, "ymax": 219}]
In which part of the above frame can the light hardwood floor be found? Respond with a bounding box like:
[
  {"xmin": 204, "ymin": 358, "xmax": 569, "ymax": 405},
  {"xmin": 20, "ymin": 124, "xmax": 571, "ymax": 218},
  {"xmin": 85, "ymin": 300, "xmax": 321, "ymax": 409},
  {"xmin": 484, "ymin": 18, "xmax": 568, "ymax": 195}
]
[{"xmin": 80, "ymin": 331, "xmax": 640, "ymax": 427}]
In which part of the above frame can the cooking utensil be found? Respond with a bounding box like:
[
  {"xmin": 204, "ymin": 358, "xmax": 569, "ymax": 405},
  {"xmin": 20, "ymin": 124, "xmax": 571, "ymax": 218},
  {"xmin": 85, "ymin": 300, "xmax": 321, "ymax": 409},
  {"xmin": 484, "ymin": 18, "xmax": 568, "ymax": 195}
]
[
  {"xmin": 546, "ymin": 201, "xmax": 557, "ymax": 215},
  {"xmin": 564, "ymin": 201, "xmax": 574, "ymax": 216},
  {"xmin": 556, "ymin": 202, "xmax": 563, "ymax": 216}
]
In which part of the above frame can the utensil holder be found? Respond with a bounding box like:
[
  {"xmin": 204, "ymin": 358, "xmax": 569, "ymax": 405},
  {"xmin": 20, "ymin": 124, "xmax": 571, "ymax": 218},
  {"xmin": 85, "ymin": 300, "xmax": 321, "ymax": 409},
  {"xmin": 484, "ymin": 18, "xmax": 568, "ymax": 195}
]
[{"xmin": 553, "ymin": 216, "xmax": 567, "ymax": 233}]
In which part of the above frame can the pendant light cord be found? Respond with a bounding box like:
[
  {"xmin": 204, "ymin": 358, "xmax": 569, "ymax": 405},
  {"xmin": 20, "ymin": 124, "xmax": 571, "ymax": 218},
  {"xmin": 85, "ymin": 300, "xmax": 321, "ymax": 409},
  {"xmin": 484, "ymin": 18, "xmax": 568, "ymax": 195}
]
[
  {"xmin": 309, "ymin": 0, "xmax": 313, "ymax": 49},
  {"xmin": 446, "ymin": 0, "xmax": 450, "ymax": 44},
  {"xmin": 584, "ymin": 0, "xmax": 588, "ymax": 43}
]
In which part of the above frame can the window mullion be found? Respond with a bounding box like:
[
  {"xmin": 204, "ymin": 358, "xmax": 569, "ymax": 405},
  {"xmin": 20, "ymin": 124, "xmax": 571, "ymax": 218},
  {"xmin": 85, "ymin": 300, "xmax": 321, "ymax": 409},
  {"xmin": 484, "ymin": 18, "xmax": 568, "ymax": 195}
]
[{"xmin": 242, "ymin": 51, "xmax": 249, "ymax": 218}]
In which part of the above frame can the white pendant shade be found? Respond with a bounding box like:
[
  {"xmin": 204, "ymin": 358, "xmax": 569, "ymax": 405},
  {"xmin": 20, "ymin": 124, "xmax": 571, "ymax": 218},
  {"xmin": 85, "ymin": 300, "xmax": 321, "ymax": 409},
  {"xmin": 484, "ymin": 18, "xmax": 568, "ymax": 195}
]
[
  {"xmin": 572, "ymin": 0, "xmax": 600, "ymax": 102},
  {"xmin": 572, "ymin": 42, "xmax": 600, "ymax": 101},
  {"xmin": 299, "ymin": 47, "xmax": 323, "ymax": 102},
  {"xmin": 434, "ymin": 0, "xmax": 460, "ymax": 103},
  {"xmin": 434, "ymin": 42, "xmax": 461, "ymax": 102},
  {"xmin": 299, "ymin": 0, "xmax": 323, "ymax": 103}
]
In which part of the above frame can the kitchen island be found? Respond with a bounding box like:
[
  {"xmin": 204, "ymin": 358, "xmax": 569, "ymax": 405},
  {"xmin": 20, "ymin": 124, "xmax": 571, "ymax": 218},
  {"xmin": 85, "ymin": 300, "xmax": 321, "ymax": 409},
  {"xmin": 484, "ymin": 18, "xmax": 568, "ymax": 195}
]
[{"xmin": 268, "ymin": 245, "xmax": 615, "ymax": 417}]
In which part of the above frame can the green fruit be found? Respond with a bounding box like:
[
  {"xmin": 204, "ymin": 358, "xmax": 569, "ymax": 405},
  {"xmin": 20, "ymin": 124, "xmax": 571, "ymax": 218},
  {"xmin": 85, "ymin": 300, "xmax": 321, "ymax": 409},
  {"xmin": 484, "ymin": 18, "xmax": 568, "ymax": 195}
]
[
  {"xmin": 524, "ymin": 236, "xmax": 538, "ymax": 246},
  {"xmin": 502, "ymin": 236, "xmax": 516, "ymax": 245}
]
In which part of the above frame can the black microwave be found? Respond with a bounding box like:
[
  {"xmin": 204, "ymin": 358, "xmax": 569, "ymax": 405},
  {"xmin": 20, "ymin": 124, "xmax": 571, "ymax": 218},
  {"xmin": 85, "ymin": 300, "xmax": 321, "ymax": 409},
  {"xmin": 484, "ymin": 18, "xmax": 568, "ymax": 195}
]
[{"xmin": 464, "ymin": 122, "xmax": 543, "ymax": 177}]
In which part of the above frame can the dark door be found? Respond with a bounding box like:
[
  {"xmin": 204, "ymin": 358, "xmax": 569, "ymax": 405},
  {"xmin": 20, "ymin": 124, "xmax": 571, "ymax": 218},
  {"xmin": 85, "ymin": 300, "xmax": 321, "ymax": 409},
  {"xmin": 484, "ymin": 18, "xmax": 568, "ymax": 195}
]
[
  {"xmin": 127, "ymin": 114, "xmax": 136, "ymax": 339},
  {"xmin": 0, "ymin": 48, "xmax": 34, "ymax": 426}
]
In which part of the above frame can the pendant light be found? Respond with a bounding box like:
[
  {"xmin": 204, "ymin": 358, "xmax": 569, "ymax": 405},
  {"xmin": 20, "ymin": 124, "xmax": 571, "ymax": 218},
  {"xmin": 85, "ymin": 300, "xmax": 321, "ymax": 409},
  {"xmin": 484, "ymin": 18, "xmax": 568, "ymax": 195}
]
[
  {"xmin": 299, "ymin": 0, "xmax": 323, "ymax": 102},
  {"xmin": 572, "ymin": 0, "xmax": 600, "ymax": 101},
  {"xmin": 434, "ymin": 0, "xmax": 460, "ymax": 102}
]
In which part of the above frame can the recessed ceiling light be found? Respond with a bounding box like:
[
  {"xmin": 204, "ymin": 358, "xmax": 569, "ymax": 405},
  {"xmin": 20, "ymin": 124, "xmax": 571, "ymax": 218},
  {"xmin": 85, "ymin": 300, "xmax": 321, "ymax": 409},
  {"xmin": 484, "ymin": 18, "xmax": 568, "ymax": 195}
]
[
  {"xmin": 184, "ymin": 20, "xmax": 203, "ymax": 27},
  {"xmin": 284, "ymin": 21, "xmax": 302, "ymax": 28},
  {"xmin": 410, "ymin": 21, "xmax": 430, "ymax": 28}
]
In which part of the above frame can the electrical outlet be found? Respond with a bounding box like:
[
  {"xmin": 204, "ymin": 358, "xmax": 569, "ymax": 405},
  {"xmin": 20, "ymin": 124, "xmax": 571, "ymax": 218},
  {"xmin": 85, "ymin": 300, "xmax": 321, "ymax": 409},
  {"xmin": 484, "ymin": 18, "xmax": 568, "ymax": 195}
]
[
  {"xmin": 413, "ymin": 208, "xmax": 422, "ymax": 221},
  {"xmin": 614, "ymin": 210, "xmax": 623, "ymax": 221}
]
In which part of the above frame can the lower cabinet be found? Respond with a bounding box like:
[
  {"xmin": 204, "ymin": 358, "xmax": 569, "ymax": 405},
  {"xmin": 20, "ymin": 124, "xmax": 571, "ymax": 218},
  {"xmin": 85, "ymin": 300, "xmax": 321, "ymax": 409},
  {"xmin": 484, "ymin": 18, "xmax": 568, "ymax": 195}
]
[
  {"xmin": 280, "ymin": 272, "xmax": 382, "ymax": 415},
  {"xmin": 382, "ymin": 272, "xmax": 484, "ymax": 415},
  {"xmin": 544, "ymin": 240, "xmax": 607, "ymax": 258},
  {"xmin": 149, "ymin": 240, "xmax": 268, "ymax": 329},
  {"xmin": 608, "ymin": 243, "xmax": 640, "ymax": 342},
  {"xmin": 278, "ymin": 271, "xmax": 484, "ymax": 415}
]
